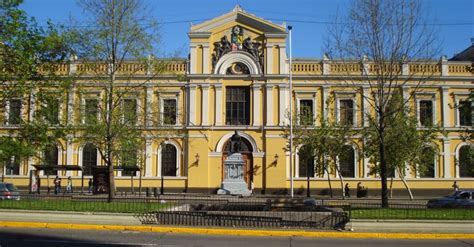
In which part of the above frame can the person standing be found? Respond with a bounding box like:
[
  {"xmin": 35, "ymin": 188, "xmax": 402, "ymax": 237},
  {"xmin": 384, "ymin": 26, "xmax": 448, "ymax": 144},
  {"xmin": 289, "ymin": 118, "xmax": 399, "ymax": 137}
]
[
  {"xmin": 54, "ymin": 176, "xmax": 60, "ymax": 195},
  {"xmin": 66, "ymin": 176, "xmax": 73, "ymax": 193},
  {"xmin": 88, "ymin": 178, "xmax": 93, "ymax": 194},
  {"xmin": 36, "ymin": 175, "xmax": 41, "ymax": 194}
]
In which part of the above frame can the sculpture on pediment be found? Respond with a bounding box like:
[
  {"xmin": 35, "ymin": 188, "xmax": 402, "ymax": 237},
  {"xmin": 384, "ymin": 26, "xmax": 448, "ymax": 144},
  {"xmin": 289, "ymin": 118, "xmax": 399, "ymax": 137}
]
[{"xmin": 212, "ymin": 25, "xmax": 264, "ymax": 73}]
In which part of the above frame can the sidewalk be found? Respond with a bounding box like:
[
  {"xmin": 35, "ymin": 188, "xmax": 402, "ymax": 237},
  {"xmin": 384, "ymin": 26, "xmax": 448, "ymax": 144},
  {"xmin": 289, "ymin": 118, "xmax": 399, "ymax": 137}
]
[{"xmin": 0, "ymin": 209, "xmax": 473, "ymax": 238}]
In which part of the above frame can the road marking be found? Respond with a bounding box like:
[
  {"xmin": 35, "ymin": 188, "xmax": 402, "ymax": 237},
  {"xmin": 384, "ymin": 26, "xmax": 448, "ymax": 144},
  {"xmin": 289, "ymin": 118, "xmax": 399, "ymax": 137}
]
[{"xmin": 0, "ymin": 221, "xmax": 473, "ymax": 240}]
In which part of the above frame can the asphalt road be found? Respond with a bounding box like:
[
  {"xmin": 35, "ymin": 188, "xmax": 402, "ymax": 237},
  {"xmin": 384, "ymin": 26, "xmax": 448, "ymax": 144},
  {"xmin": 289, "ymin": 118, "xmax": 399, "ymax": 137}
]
[{"xmin": 0, "ymin": 227, "xmax": 473, "ymax": 247}]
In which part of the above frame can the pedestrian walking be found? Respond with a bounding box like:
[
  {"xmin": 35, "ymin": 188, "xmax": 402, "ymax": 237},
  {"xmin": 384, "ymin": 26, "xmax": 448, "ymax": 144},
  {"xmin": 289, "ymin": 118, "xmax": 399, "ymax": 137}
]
[
  {"xmin": 344, "ymin": 183, "xmax": 351, "ymax": 198},
  {"xmin": 36, "ymin": 175, "xmax": 41, "ymax": 194},
  {"xmin": 452, "ymin": 181, "xmax": 459, "ymax": 192}
]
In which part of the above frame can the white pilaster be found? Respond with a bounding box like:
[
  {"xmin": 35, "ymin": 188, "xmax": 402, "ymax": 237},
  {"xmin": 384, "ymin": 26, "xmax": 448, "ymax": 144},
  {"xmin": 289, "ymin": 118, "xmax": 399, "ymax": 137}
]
[
  {"xmin": 214, "ymin": 84, "xmax": 223, "ymax": 126},
  {"xmin": 67, "ymin": 87, "xmax": 75, "ymax": 125},
  {"xmin": 145, "ymin": 138, "xmax": 152, "ymax": 177},
  {"xmin": 278, "ymin": 85, "xmax": 287, "ymax": 126},
  {"xmin": 66, "ymin": 136, "xmax": 73, "ymax": 176},
  {"xmin": 266, "ymin": 44, "xmax": 274, "ymax": 74},
  {"xmin": 253, "ymin": 84, "xmax": 262, "ymax": 126},
  {"xmin": 322, "ymin": 86, "xmax": 329, "ymax": 120},
  {"xmin": 29, "ymin": 89, "xmax": 37, "ymax": 120},
  {"xmin": 201, "ymin": 84, "xmax": 210, "ymax": 126},
  {"xmin": 440, "ymin": 56, "xmax": 448, "ymax": 76},
  {"xmin": 443, "ymin": 139, "xmax": 451, "ymax": 178},
  {"xmin": 265, "ymin": 85, "xmax": 273, "ymax": 126},
  {"xmin": 279, "ymin": 45, "xmax": 287, "ymax": 74},
  {"xmin": 188, "ymin": 85, "xmax": 197, "ymax": 126},
  {"xmin": 202, "ymin": 45, "xmax": 209, "ymax": 74},
  {"xmin": 362, "ymin": 86, "xmax": 370, "ymax": 127},
  {"xmin": 146, "ymin": 86, "xmax": 154, "ymax": 126},
  {"xmin": 441, "ymin": 87, "xmax": 450, "ymax": 128},
  {"xmin": 190, "ymin": 45, "xmax": 197, "ymax": 74}
]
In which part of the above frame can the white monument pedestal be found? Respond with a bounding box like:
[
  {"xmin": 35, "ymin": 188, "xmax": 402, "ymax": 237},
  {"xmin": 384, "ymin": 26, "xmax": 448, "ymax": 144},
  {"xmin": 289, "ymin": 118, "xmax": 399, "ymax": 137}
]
[{"xmin": 217, "ymin": 153, "xmax": 252, "ymax": 196}]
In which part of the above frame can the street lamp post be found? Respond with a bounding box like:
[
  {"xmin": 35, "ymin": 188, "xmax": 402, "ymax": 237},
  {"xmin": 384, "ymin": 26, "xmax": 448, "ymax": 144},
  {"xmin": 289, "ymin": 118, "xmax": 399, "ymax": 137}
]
[{"xmin": 288, "ymin": 25, "xmax": 294, "ymax": 198}]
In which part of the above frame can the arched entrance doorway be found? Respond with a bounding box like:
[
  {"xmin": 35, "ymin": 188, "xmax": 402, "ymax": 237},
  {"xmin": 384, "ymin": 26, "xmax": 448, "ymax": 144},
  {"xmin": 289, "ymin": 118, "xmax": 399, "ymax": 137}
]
[{"xmin": 222, "ymin": 138, "xmax": 253, "ymax": 189}]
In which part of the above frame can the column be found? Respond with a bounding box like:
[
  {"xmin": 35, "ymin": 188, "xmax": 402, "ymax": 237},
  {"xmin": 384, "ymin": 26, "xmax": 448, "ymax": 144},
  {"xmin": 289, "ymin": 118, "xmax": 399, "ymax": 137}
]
[
  {"xmin": 443, "ymin": 139, "xmax": 451, "ymax": 178},
  {"xmin": 253, "ymin": 84, "xmax": 262, "ymax": 126},
  {"xmin": 266, "ymin": 44, "xmax": 273, "ymax": 74},
  {"xmin": 201, "ymin": 84, "xmax": 210, "ymax": 126},
  {"xmin": 265, "ymin": 85, "xmax": 273, "ymax": 126},
  {"xmin": 202, "ymin": 44, "xmax": 209, "ymax": 74},
  {"xmin": 146, "ymin": 86, "xmax": 153, "ymax": 126},
  {"xmin": 441, "ymin": 87, "xmax": 450, "ymax": 128},
  {"xmin": 188, "ymin": 85, "xmax": 197, "ymax": 126},
  {"xmin": 362, "ymin": 86, "xmax": 370, "ymax": 127},
  {"xmin": 214, "ymin": 84, "xmax": 223, "ymax": 125},
  {"xmin": 29, "ymin": 89, "xmax": 37, "ymax": 120},
  {"xmin": 65, "ymin": 136, "xmax": 73, "ymax": 176},
  {"xmin": 278, "ymin": 85, "xmax": 287, "ymax": 126},
  {"xmin": 145, "ymin": 138, "xmax": 152, "ymax": 177},
  {"xmin": 67, "ymin": 87, "xmax": 75, "ymax": 125}
]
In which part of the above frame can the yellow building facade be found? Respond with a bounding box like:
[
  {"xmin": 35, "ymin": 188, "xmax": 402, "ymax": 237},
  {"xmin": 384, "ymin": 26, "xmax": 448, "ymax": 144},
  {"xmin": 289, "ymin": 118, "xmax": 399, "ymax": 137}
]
[{"xmin": 2, "ymin": 7, "xmax": 473, "ymax": 196}]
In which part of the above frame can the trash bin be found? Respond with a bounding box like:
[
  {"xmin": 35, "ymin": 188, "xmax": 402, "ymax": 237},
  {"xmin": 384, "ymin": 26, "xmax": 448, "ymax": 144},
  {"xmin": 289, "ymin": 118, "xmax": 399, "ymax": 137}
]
[
  {"xmin": 153, "ymin": 187, "xmax": 158, "ymax": 197},
  {"xmin": 146, "ymin": 187, "xmax": 151, "ymax": 197}
]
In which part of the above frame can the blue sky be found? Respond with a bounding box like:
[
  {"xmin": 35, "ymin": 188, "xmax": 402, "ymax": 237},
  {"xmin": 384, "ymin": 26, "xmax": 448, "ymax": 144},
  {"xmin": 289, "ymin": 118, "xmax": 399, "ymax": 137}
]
[{"xmin": 20, "ymin": 0, "xmax": 474, "ymax": 59}]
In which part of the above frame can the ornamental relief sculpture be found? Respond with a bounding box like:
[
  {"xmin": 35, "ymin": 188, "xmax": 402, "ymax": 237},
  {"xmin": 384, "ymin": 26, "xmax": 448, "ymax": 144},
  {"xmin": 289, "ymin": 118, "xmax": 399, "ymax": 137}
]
[{"xmin": 212, "ymin": 25, "xmax": 264, "ymax": 74}]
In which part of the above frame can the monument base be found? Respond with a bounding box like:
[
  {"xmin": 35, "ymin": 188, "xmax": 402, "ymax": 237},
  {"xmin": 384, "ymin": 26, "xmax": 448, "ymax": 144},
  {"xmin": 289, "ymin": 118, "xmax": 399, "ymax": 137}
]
[{"xmin": 217, "ymin": 180, "xmax": 252, "ymax": 196}]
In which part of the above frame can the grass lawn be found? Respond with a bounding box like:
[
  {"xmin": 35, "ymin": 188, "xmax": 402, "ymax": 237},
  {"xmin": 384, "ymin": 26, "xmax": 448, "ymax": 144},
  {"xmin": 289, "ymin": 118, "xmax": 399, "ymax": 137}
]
[
  {"xmin": 351, "ymin": 208, "xmax": 474, "ymax": 220},
  {"xmin": 0, "ymin": 198, "xmax": 173, "ymax": 213}
]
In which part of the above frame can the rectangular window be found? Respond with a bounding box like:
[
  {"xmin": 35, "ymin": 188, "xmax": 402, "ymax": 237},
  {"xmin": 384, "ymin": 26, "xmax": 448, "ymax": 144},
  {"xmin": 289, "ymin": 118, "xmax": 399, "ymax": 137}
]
[
  {"xmin": 339, "ymin": 99, "xmax": 354, "ymax": 126},
  {"xmin": 299, "ymin": 99, "xmax": 314, "ymax": 125},
  {"xmin": 163, "ymin": 99, "xmax": 177, "ymax": 125},
  {"xmin": 84, "ymin": 99, "xmax": 99, "ymax": 124},
  {"xmin": 226, "ymin": 87, "xmax": 250, "ymax": 125},
  {"xmin": 8, "ymin": 99, "xmax": 22, "ymax": 125},
  {"xmin": 123, "ymin": 99, "xmax": 137, "ymax": 125},
  {"xmin": 45, "ymin": 99, "xmax": 60, "ymax": 125},
  {"xmin": 459, "ymin": 100, "xmax": 472, "ymax": 126},
  {"xmin": 419, "ymin": 100, "xmax": 433, "ymax": 127}
]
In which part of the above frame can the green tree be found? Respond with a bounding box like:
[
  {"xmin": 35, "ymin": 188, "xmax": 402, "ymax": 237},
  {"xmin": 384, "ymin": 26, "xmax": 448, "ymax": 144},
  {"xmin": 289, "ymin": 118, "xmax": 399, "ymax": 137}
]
[
  {"xmin": 68, "ymin": 0, "xmax": 165, "ymax": 201},
  {"xmin": 326, "ymin": 0, "xmax": 440, "ymax": 207},
  {"xmin": 363, "ymin": 91, "xmax": 439, "ymax": 199},
  {"xmin": 0, "ymin": 0, "xmax": 71, "ymax": 175}
]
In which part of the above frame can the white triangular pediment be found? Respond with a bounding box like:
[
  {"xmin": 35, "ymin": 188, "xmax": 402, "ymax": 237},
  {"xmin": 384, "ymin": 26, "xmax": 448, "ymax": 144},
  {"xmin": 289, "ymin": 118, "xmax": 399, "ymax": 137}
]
[{"xmin": 190, "ymin": 6, "xmax": 286, "ymax": 34}]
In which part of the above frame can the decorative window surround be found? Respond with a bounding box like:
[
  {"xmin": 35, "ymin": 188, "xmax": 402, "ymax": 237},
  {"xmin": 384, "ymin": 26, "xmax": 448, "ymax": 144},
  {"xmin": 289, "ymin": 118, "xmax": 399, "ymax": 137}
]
[
  {"xmin": 415, "ymin": 143, "xmax": 439, "ymax": 178},
  {"xmin": 5, "ymin": 98, "xmax": 23, "ymax": 126},
  {"xmin": 157, "ymin": 140, "xmax": 181, "ymax": 177},
  {"xmin": 158, "ymin": 90, "xmax": 180, "ymax": 126},
  {"xmin": 455, "ymin": 142, "xmax": 473, "ymax": 178},
  {"xmin": 453, "ymin": 92, "xmax": 472, "ymax": 127},
  {"xmin": 81, "ymin": 92, "xmax": 101, "ymax": 124},
  {"xmin": 335, "ymin": 93, "xmax": 357, "ymax": 127},
  {"xmin": 295, "ymin": 91, "xmax": 317, "ymax": 125},
  {"xmin": 415, "ymin": 92, "xmax": 437, "ymax": 127},
  {"xmin": 335, "ymin": 143, "xmax": 358, "ymax": 179}
]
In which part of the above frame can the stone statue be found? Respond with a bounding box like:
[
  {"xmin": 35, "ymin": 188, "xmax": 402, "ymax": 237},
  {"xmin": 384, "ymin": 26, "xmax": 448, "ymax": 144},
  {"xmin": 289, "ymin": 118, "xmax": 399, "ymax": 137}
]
[{"xmin": 229, "ymin": 131, "xmax": 242, "ymax": 154}]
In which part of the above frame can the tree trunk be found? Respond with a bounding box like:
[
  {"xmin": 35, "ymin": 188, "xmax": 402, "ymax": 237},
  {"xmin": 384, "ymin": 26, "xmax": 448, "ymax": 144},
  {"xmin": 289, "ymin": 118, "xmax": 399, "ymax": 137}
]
[
  {"xmin": 324, "ymin": 161, "xmax": 333, "ymax": 198},
  {"xmin": 108, "ymin": 156, "xmax": 115, "ymax": 202},
  {"xmin": 389, "ymin": 176, "xmax": 394, "ymax": 199},
  {"xmin": 398, "ymin": 167, "xmax": 414, "ymax": 200},
  {"xmin": 379, "ymin": 130, "xmax": 389, "ymax": 208},
  {"xmin": 336, "ymin": 168, "xmax": 345, "ymax": 200}
]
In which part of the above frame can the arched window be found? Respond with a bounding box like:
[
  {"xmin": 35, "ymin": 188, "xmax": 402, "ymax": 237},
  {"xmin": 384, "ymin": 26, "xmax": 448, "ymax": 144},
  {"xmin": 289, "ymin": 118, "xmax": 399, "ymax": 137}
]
[
  {"xmin": 82, "ymin": 143, "xmax": 97, "ymax": 176},
  {"xmin": 459, "ymin": 145, "xmax": 473, "ymax": 178},
  {"xmin": 44, "ymin": 144, "xmax": 58, "ymax": 176},
  {"xmin": 339, "ymin": 145, "xmax": 355, "ymax": 178},
  {"xmin": 419, "ymin": 146, "xmax": 436, "ymax": 178},
  {"xmin": 161, "ymin": 144, "xmax": 177, "ymax": 176},
  {"xmin": 298, "ymin": 146, "xmax": 314, "ymax": 178}
]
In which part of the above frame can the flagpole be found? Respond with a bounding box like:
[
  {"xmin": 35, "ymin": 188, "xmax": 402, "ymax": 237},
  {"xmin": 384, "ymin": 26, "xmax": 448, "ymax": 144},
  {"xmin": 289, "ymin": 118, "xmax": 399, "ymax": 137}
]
[{"xmin": 288, "ymin": 25, "xmax": 294, "ymax": 198}]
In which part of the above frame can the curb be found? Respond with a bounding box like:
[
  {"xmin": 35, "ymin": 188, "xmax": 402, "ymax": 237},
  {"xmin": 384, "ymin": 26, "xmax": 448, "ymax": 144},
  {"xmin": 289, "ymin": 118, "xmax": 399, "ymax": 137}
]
[{"xmin": 0, "ymin": 221, "xmax": 473, "ymax": 239}]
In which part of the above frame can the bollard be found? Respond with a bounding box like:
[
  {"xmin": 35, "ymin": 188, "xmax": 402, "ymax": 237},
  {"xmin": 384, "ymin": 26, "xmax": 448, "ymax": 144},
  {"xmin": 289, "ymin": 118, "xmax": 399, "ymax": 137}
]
[
  {"xmin": 146, "ymin": 187, "xmax": 151, "ymax": 197},
  {"xmin": 153, "ymin": 187, "xmax": 158, "ymax": 197}
]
